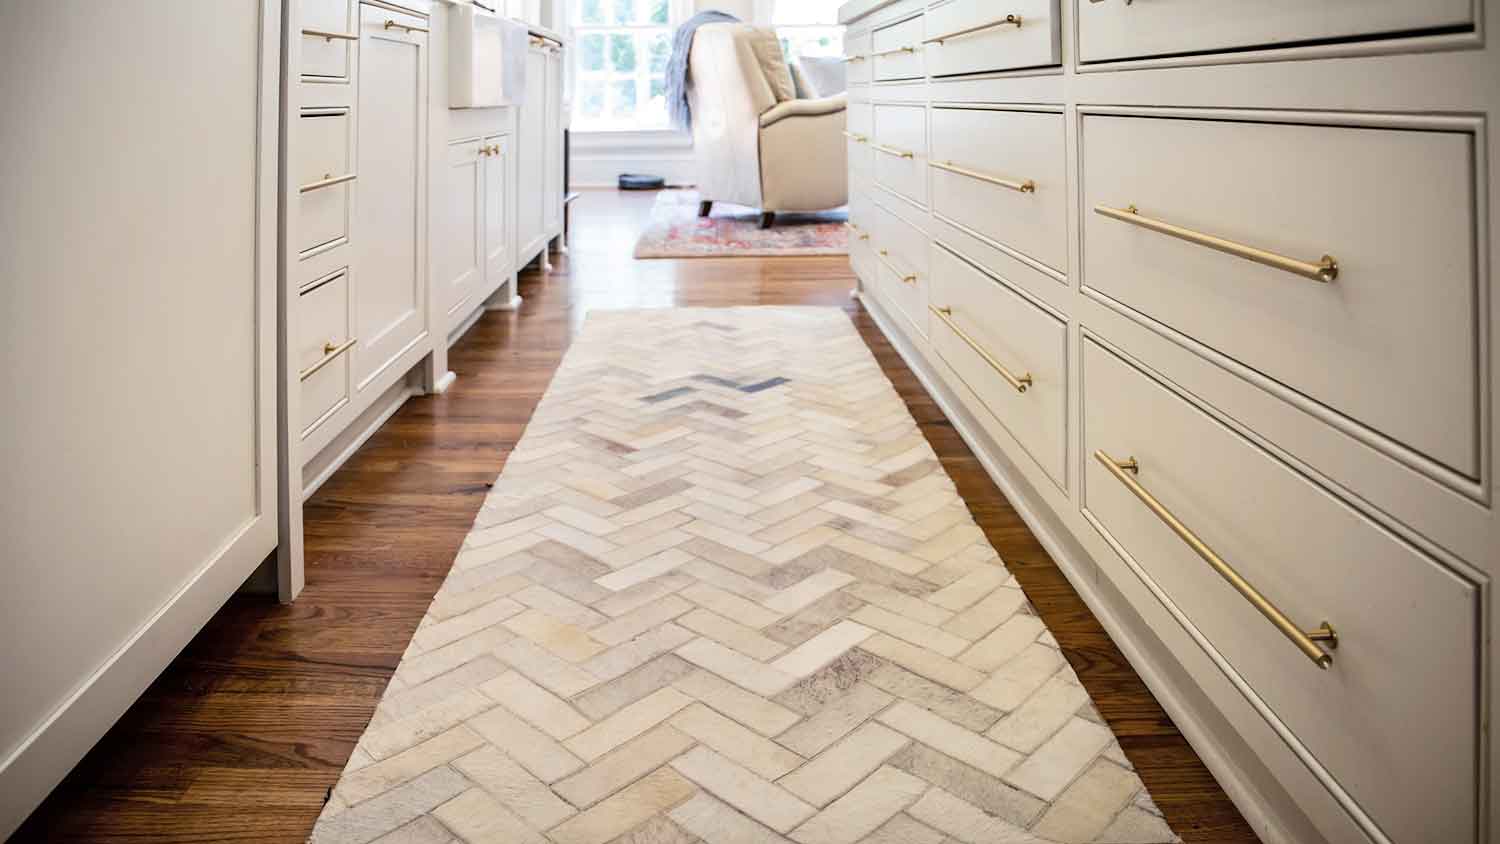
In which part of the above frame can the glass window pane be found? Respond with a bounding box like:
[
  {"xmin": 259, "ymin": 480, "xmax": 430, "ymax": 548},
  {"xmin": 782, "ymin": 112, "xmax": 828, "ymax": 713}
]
[
  {"xmin": 648, "ymin": 31, "xmax": 670, "ymax": 74},
  {"xmin": 609, "ymin": 32, "xmax": 637, "ymax": 71},
  {"xmin": 578, "ymin": 0, "xmax": 604, "ymax": 24},
  {"xmin": 580, "ymin": 33, "xmax": 606, "ymax": 71},
  {"xmin": 611, "ymin": 80, "xmax": 637, "ymax": 118},
  {"xmin": 612, "ymin": 0, "xmax": 635, "ymax": 25},
  {"xmin": 578, "ymin": 81, "xmax": 606, "ymax": 119}
]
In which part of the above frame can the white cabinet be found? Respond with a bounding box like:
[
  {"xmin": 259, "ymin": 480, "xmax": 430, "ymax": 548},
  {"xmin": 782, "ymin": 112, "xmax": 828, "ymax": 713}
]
[
  {"xmin": 0, "ymin": 2, "xmax": 280, "ymax": 835},
  {"xmin": 484, "ymin": 134, "xmax": 512, "ymax": 292},
  {"xmin": 354, "ymin": 5, "xmax": 429, "ymax": 390},
  {"xmin": 516, "ymin": 43, "xmax": 549, "ymax": 265},
  {"xmin": 543, "ymin": 47, "xmax": 563, "ymax": 233},
  {"xmin": 439, "ymin": 138, "xmax": 485, "ymax": 327}
]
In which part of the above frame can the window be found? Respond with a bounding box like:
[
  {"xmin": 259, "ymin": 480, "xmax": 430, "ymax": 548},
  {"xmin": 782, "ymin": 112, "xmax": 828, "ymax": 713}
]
[
  {"xmin": 572, "ymin": 0, "xmax": 682, "ymax": 132},
  {"xmin": 773, "ymin": 0, "xmax": 843, "ymax": 60}
]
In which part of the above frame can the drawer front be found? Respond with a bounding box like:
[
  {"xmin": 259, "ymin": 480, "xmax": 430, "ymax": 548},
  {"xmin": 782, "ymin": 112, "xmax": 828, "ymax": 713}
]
[
  {"xmin": 847, "ymin": 101, "xmax": 872, "ymax": 137},
  {"xmin": 297, "ymin": 108, "xmax": 354, "ymax": 255},
  {"xmin": 873, "ymin": 104, "xmax": 927, "ymax": 207},
  {"xmin": 301, "ymin": 0, "xmax": 357, "ymax": 81},
  {"xmin": 931, "ymin": 245, "xmax": 1066, "ymax": 485},
  {"xmin": 299, "ymin": 271, "xmax": 353, "ymax": 435},
  {"xmin": 845, "ymin": 31, "xmax": 872, "ymax": 85},
  {"xmin": 872, "ymin": 15, "xmax": 924, "ymax": 81},
  {"xmin": 848, "ymin": 193, "xmax": 875, "ymax": 284},
  {"xmin": 1081, "ymin": 113, "xmax": 1478, "ymax": 478},
  {"xmin": 1078, "ymin": 0, "xmax": 1472, "ymax": 64},
  {"xmin": 1082, "ymin": 338, "xmax": 1478, "ymax": 844},
  {"xmin": 872, "ymin": 204, "xmax": 928, "ymax": 336},
  {"xmin": 931, "ymin": 107, "xmax": 1066, "ymax": 274},
  {"xmin": 925, "ymin": 0, "xmax": 1059, "ymax": 76}
]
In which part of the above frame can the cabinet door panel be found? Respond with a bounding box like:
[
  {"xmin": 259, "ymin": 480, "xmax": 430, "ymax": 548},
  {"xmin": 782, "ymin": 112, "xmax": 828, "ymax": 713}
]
[
  {"xmin": 354, "ymin": 6, "xmax": 427, "ymax": 389},
  {"xmin": 515, "ymin": 46, "xmax": 547, "ymax": 265},
  {"xmin": 441, "ymin": 139, "xmax": 483, "ymax": 328},
  {"xmin": 543, "ymin": 50, "xmax": 562, "ymax": 231},
  {"xmin": 484, "ymin": 135, "xmax": 511, "ymax": 290}
]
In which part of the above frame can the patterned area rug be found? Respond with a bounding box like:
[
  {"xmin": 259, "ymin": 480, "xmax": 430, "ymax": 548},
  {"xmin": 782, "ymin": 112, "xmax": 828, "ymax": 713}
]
[
  {"xmin": 309, "ymin": 307, "xmax": 1179, "ymax": 844},
  {"xmin": 633, "ymin": 191, "xmax": 848, "ymax": 259}
]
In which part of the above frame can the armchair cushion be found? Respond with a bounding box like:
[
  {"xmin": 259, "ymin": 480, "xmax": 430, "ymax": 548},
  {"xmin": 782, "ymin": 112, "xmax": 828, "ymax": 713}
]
[
  {"xmin": 742, "ymin": 26, "xmax": 796, "ymax": 102},
  {"xmin": 759, "ymin": 93, "xmax": 848, "ymax": 128}
]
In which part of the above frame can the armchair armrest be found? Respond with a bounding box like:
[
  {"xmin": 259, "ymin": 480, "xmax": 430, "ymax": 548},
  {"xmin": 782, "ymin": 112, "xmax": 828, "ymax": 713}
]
[{"xmin": 759, "ymin": 93, "xmax": 848, "ymax": 129}]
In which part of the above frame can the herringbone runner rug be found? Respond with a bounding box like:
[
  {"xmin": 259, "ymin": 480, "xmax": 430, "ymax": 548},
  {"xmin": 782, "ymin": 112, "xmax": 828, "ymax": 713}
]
[{"xmin": 309, "ymin": 307, "xmax": 1179, "ymax": 844}]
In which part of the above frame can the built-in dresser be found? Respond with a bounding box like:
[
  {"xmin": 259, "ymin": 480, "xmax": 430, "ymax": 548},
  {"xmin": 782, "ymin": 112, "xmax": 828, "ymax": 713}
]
[{"xmin": 840, "ymin": 1, "xmax": 1499, "ymax": 842}]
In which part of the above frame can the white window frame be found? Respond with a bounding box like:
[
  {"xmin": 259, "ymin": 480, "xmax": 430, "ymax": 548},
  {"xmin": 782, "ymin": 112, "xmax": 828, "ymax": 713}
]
[{"xmin": 571, "ymin": 0, "xmax": 693, "ymax": 135}]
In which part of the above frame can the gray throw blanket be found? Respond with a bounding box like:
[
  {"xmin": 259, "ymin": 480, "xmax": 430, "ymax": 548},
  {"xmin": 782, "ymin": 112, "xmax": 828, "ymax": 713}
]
[{"xmin": 666, "ymin": 10, "xmax": 740, "ymax": 131}]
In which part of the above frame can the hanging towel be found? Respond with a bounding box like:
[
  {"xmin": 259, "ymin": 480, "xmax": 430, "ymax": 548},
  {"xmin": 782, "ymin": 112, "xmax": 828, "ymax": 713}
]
[
  {"xmin": 499, "ymin": 16, "xmax": 530, "ymax": 105},
  {"xmin": 666, "ymin": 10, "xmax": 740, "ymax": 130}
]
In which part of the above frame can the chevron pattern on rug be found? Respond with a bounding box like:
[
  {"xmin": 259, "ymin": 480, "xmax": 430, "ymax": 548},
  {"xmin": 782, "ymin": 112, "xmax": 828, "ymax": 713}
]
[{"xmin": 308, "ymin": 307, "xmax": 1179, "ymax": 844}]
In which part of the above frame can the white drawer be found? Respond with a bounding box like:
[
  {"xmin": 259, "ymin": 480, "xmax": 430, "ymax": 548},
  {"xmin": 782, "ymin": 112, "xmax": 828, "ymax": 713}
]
[
  {"xmin": 297, "ymin": 108, "xmax": 355, "ymax": 256},
  {"xmin": 1081, "ymin": 338, "xmax": 1478, "ymax": 844},
  {"xmin": 298, "ymin": 270, "xmax": 353, "ymax": 436},
  {"xmin": 873, "ymin": 104, "xmax": 927, "ymax": 207},
  {"xmin": 848, "ymin": 193, "xmax": 876, "ymax": 281},
  {"xmin": 1077, "ymin": 0, "xmax": 1472, "ymax": 64},
  {"xmin": 1081, "ymin": 113, "xmax": 1478, "ymax": 479},
  {"xmin": 872, "ymin": 15, "xmax": 924, "ymax": 81},
  {"xmin": 847, "ymin": 101, "xmax": 872, "ymax": 137},
  {"xmin": 924, "ymin": 0, "xmax": 1059, "ymax": 76},
  {"xmin": 871, "ymin": 203, "xmax": 928, "ymax": 336},
  {"xmin": 931, "ymin": 245, "xmax": 1066, "ymax": 486},
  {"xmin": 844, "ymin": 31, "xmax": 872, "ymax": 85},
  {"xmin": 301, "ymin": 0, "xmax": 358, "ymax": 81},
  {"xmin": 931, "ymin": 107, "xmax": 1066, "ymax": 274}
]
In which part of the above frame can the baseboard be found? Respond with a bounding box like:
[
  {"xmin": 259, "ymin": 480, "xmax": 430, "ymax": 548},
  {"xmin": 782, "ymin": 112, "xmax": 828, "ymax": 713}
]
[{"xmin": 855, "ymin": 290, "xmax": 1309, "ymax": 844}]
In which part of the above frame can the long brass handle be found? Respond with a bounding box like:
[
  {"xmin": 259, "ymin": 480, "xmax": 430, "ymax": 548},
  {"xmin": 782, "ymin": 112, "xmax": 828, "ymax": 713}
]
[
  {"xmin": 872, "ymin": 45, "xmax": 918, "ymax": 58},
  {"xmin": 384, "ymin": 19, "xmax": 429, "ymax": 34},
  {"xmin": 845, "ymin": 222, "xmax": 870, "ymax": 241},
  {"xmin": 877, "ymin": 250, "xmax": 918, "ymax": 285},
  {"xmin": 1093, "ymin": 450, "xmax": 1338, "ymax": 669},
  {"xmin": 299, "ymin": 172, "xmax": 357, "ymax": 193},
  {"xmin": 842, "ymin": 54, "xmax": 868, "ymax": 64},
  {"xmin": 842, "ymin": 130, "xmax": 869, "ymax": 143},
  {"xmin": 931, "ymin": 160, "xmax": 1035, "ymax": 194},
  {"xmin": 872, "ymin": 143, "xmax": 915, "ymax": 159},
  {"xmin": 1094, "ymin": 204, "xmax": 1338, "ymax": 283},
  {"xmin": 300, "ymin": 337, "xmax": 357, "ymax": 381},
  {"xmin": 929, "ymin": 305, "xmax": 1032, "ymax": 393},
  {"xmin": 303, "ymin": 28, "xmax": 359, "ymax": 42},
  {"xmin": 923, "ymin": 14, "xmax": 1023, "ymax": 45}
]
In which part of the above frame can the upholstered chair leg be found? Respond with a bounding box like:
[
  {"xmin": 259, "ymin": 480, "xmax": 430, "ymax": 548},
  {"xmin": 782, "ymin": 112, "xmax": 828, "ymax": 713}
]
[
  {"xmin": 698, "ymin": 200, "xmax": 713, "ymax": 217},
  {"xmin": 760, "ymin": 211, "xmax": 775, "ymax": 229}
]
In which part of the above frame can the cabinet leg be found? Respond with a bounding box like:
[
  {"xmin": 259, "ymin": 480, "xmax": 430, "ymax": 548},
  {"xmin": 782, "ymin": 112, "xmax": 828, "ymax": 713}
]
[
  {"xmin": 541, "ymin": 249, "xmax": 554, "ymax": 272},
  {"xmin": 698, "ymin": 200, "xmax": 713, "ymax": 218},
  {"xmin": 486, "ymin": 274, "xmax": 522, "ymax": 311},
  {"xmin": 759, "ymin": 211, "xmax": 776, "ymax": 229}
]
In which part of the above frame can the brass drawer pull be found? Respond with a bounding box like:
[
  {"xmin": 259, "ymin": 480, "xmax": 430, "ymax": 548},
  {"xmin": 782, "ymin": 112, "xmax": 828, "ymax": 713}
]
[
  {"xmin": 931, "ymin": 160, "xmax": 1035, "ymax": 194},
  {"xmin": 303, "ymin": 28, "xmax": 359, "ymax": 42},
  {"xmin": 1094, "ymin": 204, "xmax": 1339, "ymax": 283},
  {"xmin": 299, "ymin": 172, "xmax": 357, "ymax": 193},
  {"xmin": 845, "ymin": 222, "xmax": 870, "ymax": 240},
  {"xmin": 872, "ymin": 143, "xmax": 915, "ymax": 159},
  {"xmin": 842, "ymin": 54, "xmax": 869, "ymax": 64},
  {"xmin": 842, "ymin": 130, "xmax": 869, "ymax": 143},
  {"xmin": 872, "ymin": 45, "xmax": 918, "ymax": 58},
  {"xmin": 1094, "ymin": 450, "xmax": 1338, "ymax": 669},
  {"xmin": 877, "ymin": 249, "xmax": 918, "ymax": 285},
  {"xmin": 300, "ymin": 337, "xmax": 357, "ymax": 382},
  {"xmin": 384, "ymin": 19, "xmax": 429, "ymax": 34},
  {"xmin": 929, "ymin": 305, "xmax": 1032, "ymax": 392},
  {"xmin": 923, "ymin": 14, "xmax": 1023, "ymax": 45}
]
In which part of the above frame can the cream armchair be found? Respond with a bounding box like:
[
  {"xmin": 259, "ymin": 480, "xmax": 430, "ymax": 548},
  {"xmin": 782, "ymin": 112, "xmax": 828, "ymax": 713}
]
[{"xmin": 687, "ymin": 23, "xmax": 848, "ymax": 227}]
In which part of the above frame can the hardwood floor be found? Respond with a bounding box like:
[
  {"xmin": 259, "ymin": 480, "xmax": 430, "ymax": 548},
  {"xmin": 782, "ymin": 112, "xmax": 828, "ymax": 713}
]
[{"xmin": 14, "ymin": 190, "xmax": 1256, "ymax": 843}]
